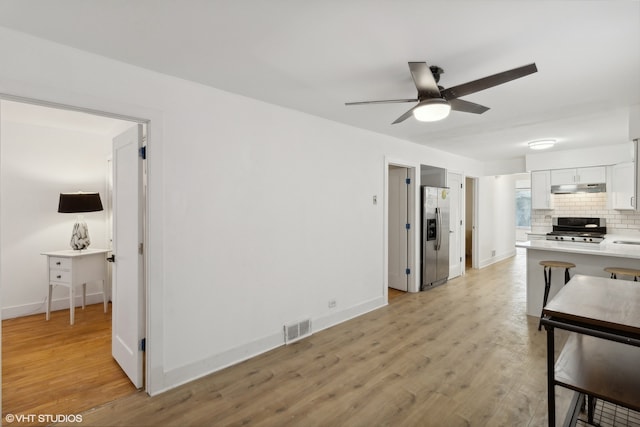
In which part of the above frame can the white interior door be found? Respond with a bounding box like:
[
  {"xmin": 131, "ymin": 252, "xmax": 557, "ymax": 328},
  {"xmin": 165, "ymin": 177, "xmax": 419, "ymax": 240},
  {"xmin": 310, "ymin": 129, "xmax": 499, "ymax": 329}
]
[
  {"xmin": 112, "ymin": 124, "xmax": 144, "ymax": 388},
  {"xmin": 388, "ymin": 166, "xmax": 408, "ymax": 291},
  {"xmin": 447, "ymin": 172, "xmax": 463, "ymax": 279}
]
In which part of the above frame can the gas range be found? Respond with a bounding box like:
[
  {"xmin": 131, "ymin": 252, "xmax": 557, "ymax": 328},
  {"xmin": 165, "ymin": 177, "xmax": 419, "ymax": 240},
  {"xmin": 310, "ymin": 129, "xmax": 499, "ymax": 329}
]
[
  {"xmin": 545, "ymin": 231, "xmax": 605, "ymax": 243},
  {"xmin": 545, "ymin": 217, "xmax": 606, "ymax": 243}
]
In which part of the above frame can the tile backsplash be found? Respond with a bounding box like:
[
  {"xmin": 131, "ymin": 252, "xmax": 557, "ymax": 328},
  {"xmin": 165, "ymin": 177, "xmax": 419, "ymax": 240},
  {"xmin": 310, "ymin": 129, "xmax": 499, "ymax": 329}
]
[{"xmin": 532, "ymin": 192, "xmax": 640, "ymax": 234}]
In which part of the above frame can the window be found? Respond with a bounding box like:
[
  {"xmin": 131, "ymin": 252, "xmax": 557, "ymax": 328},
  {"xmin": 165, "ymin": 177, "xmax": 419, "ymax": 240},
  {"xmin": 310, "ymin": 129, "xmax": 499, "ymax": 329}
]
[{"xmin": 515, "ymin": 188, "xmax": 531, "ymax": 228}]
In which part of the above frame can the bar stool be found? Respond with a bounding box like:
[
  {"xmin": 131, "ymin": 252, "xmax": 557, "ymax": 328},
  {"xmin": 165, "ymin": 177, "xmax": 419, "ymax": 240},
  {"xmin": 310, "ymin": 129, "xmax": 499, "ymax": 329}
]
[
  {"xmin": 538, "ymin": 260, "xmax": 576, "ymax": 330},
  {"xmin": 604, "ymin": 267, "xmax": 640, "ymax": 281}
]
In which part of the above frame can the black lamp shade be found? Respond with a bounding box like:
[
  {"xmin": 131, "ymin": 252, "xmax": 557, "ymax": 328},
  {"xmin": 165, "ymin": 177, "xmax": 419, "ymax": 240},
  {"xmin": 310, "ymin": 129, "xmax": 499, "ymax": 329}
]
[{"xmin": 58, "ymin": 192, "xmax": 104, "ymax": 213}]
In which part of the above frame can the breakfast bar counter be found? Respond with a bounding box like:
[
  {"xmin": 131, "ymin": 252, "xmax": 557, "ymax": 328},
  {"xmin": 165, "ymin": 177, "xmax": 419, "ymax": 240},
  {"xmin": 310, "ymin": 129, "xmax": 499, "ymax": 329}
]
[
  {"xmin": 540, "ymin": 274, "xmax": 640, "ymax": 426},
  {"xmin": 516, "ymin": 235, "xmax": 640, "ymax": 317},
  {"xmin": 517, "ymin": 234, "xmax": 640, "ymax": 259}
]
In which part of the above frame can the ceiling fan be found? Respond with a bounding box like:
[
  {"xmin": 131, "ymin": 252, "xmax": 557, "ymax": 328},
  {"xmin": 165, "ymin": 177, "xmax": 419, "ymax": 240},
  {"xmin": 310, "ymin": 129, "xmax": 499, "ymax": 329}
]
[{"xmin": 345, "ymin": 62, "xmax": 538, "ymax": 124}]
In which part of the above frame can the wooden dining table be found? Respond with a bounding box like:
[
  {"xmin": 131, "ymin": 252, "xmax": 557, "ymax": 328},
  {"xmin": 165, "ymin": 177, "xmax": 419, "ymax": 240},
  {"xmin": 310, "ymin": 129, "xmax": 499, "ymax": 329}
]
[{"xmin": 541, "ymin": 274, "xmax": 640, "ymax": 427}]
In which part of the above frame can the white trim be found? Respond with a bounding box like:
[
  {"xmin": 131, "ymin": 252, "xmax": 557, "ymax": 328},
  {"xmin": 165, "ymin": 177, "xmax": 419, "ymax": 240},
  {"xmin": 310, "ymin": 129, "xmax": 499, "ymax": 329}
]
[
  {"xmin": 160, "ymin": 295, "xmax": 384, "ymax": 395},
  {"xmin": 446, "ymin": 171, "xmax": 464, "ymax": 279},
  {"xmin": 471, "ymin": 177, "xmax": 480, "ymax": 269},
  {"xmin": 2, "ymin": 292, "xmax": 106, "ymax": 319},
  {"xmin": 384, "ymin": 157, "xmax": 420, "ymax": 295},
  {"xmin": 478, "ymin": 248, "xmax": 516, "ymax": 269},
  {"xmin": 0, "ymin": 92, "xmax": 148, "ymax": 124}
]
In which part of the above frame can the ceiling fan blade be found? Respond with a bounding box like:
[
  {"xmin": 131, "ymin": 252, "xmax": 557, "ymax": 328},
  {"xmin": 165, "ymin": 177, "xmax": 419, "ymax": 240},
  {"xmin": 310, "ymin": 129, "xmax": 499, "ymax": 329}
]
[
  {"xmin": 449, "ymin": 98, "xmax": 490, "ymax": 114},
  {"xmin": 392, "ymin": 104, "xmax": 419, "ymax": 124},
  {"xmin": 441, "ymin": 63, "xmax": 538, "ymax": 100},
  {"xmin": 408, "ymin": 62, "xmax": 441, "ymax": 98},
  {"xmin": 345, "ymin": 98, "xmax": 418, "ymax": 106}
]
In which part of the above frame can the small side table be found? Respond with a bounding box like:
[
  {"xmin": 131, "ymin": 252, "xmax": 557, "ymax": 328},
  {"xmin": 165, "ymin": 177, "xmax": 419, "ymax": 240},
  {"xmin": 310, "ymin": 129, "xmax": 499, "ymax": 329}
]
[{"xmin": 41, "ymin": 249, "xmax": 110, "ymax": 325}]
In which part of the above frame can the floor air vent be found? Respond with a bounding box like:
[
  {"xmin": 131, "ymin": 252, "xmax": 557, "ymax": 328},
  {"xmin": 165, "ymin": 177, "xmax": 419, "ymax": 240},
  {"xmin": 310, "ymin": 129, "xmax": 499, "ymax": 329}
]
[{"xmin": 284, "ymin": 319, "xmax": 312, "ymax": 344}]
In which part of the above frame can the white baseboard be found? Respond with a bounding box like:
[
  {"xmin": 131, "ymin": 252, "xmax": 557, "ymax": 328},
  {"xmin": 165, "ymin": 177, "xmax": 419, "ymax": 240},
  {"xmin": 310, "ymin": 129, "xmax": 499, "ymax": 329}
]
[
  {"xmin": 312, "ymin": 296, "xmax": 385, "ymax": 334},
  {"xmin": 2, "ymin": 292, "xmax": 107, "ymax": 320},
  {"xmin": 154, "ymin": 296, "xmax": 386, "ymax": 396},
  {"xmin": 478, "ymin": 248, "xmax": 516, "ymax": 269}
]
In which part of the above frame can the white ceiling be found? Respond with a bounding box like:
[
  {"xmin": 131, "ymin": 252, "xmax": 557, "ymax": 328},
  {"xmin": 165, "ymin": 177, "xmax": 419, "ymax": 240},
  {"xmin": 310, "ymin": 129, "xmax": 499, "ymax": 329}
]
[{"xmin": 0, "ymin": 1, "xmax": 638, "ymax": 163}]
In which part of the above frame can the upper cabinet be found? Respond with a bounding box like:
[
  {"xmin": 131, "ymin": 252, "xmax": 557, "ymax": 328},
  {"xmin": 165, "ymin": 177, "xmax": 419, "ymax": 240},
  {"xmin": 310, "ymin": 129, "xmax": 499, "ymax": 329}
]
[
  {"xmin": 531, "ymin": 170, "xmax": 552, "ymax": 210},
  {"xmin": 550, "ymin": 166, "xmax": 606, "ymax": 185},
  {"xmin": 611, "ymin": 162, "xmax": 635, "ymax": 210},
  {"xmin": 610, "ymin": 140, "xmax": 639, "ymax": 212},
  {"xmin": 550, "ymin": 168, "xmax": 576, "ymax": 186}
]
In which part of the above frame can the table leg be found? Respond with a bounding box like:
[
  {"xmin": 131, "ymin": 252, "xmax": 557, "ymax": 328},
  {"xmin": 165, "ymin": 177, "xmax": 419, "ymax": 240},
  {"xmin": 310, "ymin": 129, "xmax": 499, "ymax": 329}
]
[
  {"xmin": 69, "ymin": 285, "xmax": 75, "ymax": 325},
  {"xmin": 46, "ymin": 284, "xmax": 52, "ymax": 321},
  {"xmin": 546, "ymin": 323, "xmax": 555, "ymax": 427},
  {"xmin": 102, "ymin": 279, "xmax": 108, "ymax": 313},
  {"xmin": 587, "ymin": 395, "xmax": 596, "ymax": 424},
  {"xmin": 82, "ymin": 283, "xmax": 86, "ymax": 309}
]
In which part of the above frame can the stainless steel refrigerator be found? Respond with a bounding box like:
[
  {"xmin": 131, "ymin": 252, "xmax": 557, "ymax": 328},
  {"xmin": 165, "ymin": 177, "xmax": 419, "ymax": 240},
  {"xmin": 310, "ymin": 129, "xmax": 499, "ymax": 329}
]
[{"xmin": 421, "ymin": 186, "xmax": 450, "ymax": 290}]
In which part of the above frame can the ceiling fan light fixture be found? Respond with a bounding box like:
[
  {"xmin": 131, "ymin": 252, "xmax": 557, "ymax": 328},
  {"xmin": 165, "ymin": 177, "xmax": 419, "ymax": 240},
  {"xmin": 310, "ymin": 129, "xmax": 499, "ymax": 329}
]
[
  {"xmin": 528, "ymin": 139, "xmax": 556, "ymax": 150},
  {"xmin": 412, "ymin": 98, "xmax": 451, "ymax": 122}
]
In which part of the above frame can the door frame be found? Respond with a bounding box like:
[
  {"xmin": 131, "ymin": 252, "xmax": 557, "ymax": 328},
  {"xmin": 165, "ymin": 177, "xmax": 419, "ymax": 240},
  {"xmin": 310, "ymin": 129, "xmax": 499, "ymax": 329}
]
[
  {"xmin": 466, "ymin": 176, "xmax": 480, "ymax": 270},
  {"xmin": 387, "ymin": 165, "xmax": 410, "ymax": 292},
  {"xmin": 446, "ymin": 171, "xmax": 464, "ymax": 279},
  {"xmin": 384, "ymin": 158, "xmax": 419, "ymax": 299},
  {"xmin": 0, "ymin": 93, "xmax": 150, "ymax": 391}
]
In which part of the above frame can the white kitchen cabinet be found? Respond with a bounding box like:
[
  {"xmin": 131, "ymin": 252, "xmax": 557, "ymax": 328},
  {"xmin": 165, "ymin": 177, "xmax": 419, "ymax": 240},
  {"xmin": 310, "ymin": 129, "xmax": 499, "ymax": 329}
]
[
  {"xmin": 550, "ymin": 168, "xmax": 575, "ymax": 185},
  {"xmin": 635, "ymin": 140, "xmax": 640, "ymax": 212},
  {"xmin": 550, "ymin": 166, "xmax": 606, "ymax": 185},
  {"xmin": 612, "ymin": 162, "xmax": 635, "ymax": 210},
  {"xmin": 531, "ymin": 170, "xmax": 552, "ymax": 209}
]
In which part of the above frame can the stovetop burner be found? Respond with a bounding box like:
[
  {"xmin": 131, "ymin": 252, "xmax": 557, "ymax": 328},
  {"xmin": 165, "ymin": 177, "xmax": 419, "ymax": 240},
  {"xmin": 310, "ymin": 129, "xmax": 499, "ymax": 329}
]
[
  {"xmin": 546, "ymin": 231, "xmax": 605, "ymax": 243},
  {"xmin": 545, "ymin": 217, "xmax": 607, "ymax": 243}
]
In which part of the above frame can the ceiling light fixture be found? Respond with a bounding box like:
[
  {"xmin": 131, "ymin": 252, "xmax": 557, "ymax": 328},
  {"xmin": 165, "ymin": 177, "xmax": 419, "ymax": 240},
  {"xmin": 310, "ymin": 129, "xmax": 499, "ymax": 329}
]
[
  {"xmin": 528, "ymin": 139, "xmax": 556, "ymax": 150},
  {"xmin": 412, "ymin": 98, "xmax": 451, "ymax": 122}
]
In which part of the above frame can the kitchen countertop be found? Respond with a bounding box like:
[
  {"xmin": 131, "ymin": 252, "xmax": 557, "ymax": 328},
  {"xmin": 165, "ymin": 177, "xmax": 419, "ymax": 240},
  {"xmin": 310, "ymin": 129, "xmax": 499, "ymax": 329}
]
[{"xmin": 516, "ymin": 234, "xmax": 640, "ymax": 259}]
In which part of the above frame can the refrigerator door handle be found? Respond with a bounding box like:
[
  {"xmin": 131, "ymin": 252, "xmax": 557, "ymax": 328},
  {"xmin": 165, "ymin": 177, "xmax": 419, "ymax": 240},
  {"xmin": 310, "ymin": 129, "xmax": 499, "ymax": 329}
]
[{"xmin": 435, "ymin": 207, "xmax": 441, "ymax": 251}]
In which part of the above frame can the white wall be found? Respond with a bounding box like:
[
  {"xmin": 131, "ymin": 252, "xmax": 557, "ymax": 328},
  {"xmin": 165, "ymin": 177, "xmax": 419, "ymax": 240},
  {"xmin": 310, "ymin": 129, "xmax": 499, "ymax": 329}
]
[
  {"xmin": 629, "ymin": 104, "xmax": 640, "ymax": 140},
  {"xmin": 477, "ymin": 175, "xmax": 517, "ymax": 267},
  {"xmin": 484, "ymin": 157, "xmax": 526, "ymax": 176},
  {"xmin": 0, "ymin": 119, "xmax": 110, "ymax": 318},
  {"xmin": 0, "ymin": 26, "xmax": 490, "ymax": 395}
]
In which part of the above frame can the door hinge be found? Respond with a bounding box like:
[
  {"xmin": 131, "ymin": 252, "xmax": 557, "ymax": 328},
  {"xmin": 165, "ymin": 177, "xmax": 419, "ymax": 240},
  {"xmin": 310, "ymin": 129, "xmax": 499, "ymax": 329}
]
[
  {"xmin": 139, "ymin": 243, "xmax": 144, "ymax": 254},
  {"xmin": 460, "ymin": 257, "xmax": 462, "ymax": 262},
  {"xmin": 140, "ymin": 338, "xmax": 146, "ymax": 351},
  {"xmin": 460, "ymin": 183, "xmax": 463, "ymax": 188},
  {"xmin": 405, "ymin": 178, "xmax": 411, "ymax": 185},
  {"xmin": 405, "ymin": 223, "xmax": 411, "ymax": 230},
  {"xmin": 139, "ymin": 146, "xmax": 147, "ymax": 159},
  {"xmin": 405, "ymin": 268, "xmax": 411, "ymax": 275}
]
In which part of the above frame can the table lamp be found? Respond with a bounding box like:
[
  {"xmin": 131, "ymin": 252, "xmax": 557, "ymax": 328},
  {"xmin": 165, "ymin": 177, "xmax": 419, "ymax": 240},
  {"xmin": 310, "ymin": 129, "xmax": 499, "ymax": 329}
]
[{"xmin": 58, "ymin": 192, "xmax": 104, "ymax": 250}]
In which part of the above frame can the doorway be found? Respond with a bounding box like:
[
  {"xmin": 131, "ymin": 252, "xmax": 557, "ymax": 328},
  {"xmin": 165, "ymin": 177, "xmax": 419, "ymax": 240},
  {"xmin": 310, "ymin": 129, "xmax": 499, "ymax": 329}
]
[
  {"xmin": 386, "ymin": 162, "xmax": 417, "ymax": 297},
  {"xmin": 388, "ymin": 166, "xmax": 409, "ymax": 292},
  {"xmin": 465, "ymin": 177, "xmax": 478, "ymax": 269},
  {"xmin": 0, "ymin": 97, "xmax": 147, "ymax": 414}
]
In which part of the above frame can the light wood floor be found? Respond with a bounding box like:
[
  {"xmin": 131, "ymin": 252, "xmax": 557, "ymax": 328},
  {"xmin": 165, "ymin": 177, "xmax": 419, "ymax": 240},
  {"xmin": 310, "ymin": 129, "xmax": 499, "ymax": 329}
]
[
  {"xmin": 2, "ymin": 302, "xmax": 137, "ymax": 426},
  {"xmin": 387, "ymin": 287, "xmax": 406, "ymax": 301},
  {"xmin": 49, "ymin": 248, "xmax": 571, "ymax": 427}
]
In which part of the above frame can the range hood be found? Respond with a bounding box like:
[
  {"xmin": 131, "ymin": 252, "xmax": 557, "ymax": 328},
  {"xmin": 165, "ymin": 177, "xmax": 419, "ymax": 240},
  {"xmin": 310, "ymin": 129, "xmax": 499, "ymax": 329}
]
[{"xmin": 551, "ymin": 183, "xmax": 606, "ymax": 194}]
